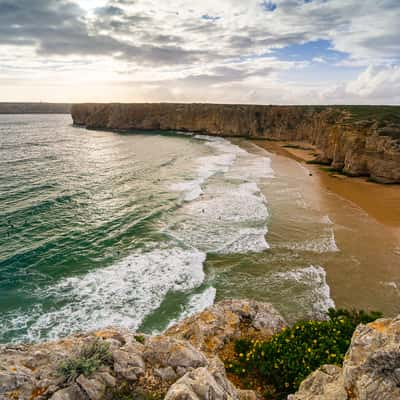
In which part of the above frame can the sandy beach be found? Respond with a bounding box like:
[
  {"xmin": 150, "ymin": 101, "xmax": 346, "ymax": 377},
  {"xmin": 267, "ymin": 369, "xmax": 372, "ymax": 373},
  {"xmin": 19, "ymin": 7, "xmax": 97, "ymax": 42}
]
[
  {"xmin": 254, "ymin": 139, "xmax": 400, "ymax": 228},
  {"xmin": 243, "ymin": 138, "xmax": 400, "ymax": 317}
]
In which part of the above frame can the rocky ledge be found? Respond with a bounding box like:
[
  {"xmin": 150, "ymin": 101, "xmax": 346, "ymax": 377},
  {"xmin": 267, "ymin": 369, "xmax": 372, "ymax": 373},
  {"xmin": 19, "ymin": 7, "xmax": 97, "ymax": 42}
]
[
  {"xmin": 1, "ymin": 300, "xmax": 400, "ymax": 400},
  {"xmin": 71, "ymin": 103, "xmax": 400, "ymax": 183}
]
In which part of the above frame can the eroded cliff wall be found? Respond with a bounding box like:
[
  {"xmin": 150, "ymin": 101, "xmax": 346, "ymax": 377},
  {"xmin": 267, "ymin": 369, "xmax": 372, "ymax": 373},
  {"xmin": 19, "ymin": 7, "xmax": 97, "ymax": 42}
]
[{"xmin": 71, "ymin": 103, "xmax": 400, "ymax": 183}]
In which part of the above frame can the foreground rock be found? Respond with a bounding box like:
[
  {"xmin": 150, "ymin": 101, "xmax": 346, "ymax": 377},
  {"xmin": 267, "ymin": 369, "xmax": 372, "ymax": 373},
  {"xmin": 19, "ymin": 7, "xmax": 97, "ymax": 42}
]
[
  {"xmin": 2, "ymin": 300, "xmax": 400, "ymax": 399},
  {"xmin": 165, "ymin": 299, "xmax": 286, "ymax": 354},
  {"xmin": 289, "ymin": 315, "xmax": 400, "ymax": 400},
  {"xmin": 0, "ymin": 299, "xmax": 283, "ymax": 400},
  {"xmin": 71, "ymin": 103, "xmax": 400, "ymax": 183}
]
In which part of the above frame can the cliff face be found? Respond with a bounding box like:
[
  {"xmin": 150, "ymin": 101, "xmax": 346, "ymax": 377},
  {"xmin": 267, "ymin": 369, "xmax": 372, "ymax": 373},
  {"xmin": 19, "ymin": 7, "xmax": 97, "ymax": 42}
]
[{"xmin": 71, "ymin": 103, "xmax": 400, "ymax": 183}]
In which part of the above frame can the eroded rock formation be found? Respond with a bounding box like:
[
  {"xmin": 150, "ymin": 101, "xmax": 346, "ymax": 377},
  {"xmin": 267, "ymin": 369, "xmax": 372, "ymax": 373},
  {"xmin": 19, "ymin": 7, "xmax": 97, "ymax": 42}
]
[
  {"xmin": 289, "ymin": 315, "xmax": 400, "ymax": 400},
  {"xmin": 71, "ymin": 103, "xmax": 400, "ymax": 183},
  {"xmin": 2, "ymin": 299, "xmax": 400, "ymax": 399},
  {"xmin": 0, "ymin": 300, "xmax": 284, "ymax": 400}
]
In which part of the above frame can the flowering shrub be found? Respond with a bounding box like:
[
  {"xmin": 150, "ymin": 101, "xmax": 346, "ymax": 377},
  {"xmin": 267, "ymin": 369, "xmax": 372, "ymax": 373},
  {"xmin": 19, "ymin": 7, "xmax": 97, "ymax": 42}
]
[{"xmin": 226, "ymin": 308, "xmax": 382, "ymax": 399}]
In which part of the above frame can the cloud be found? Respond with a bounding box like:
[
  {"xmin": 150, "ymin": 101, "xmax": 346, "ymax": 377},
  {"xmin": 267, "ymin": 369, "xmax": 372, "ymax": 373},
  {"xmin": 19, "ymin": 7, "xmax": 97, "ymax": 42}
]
[
  {"xmin": 346, "ymin": 65, "xmax": 400, "ymax": 100},
  {"xmin": 0, "ymin": 0, "xmax": 399, "ymax": 103}
]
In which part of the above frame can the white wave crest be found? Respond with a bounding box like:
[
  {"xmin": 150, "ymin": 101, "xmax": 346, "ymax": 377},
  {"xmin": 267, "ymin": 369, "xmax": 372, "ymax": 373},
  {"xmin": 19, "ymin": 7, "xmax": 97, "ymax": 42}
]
[
  {"xmin": 2, "ymin": 247, "xmax": 206, "ymax": 342},
  {"xmin": 274, "ymin": 265, "xmax": 335, "ymax": 319}
]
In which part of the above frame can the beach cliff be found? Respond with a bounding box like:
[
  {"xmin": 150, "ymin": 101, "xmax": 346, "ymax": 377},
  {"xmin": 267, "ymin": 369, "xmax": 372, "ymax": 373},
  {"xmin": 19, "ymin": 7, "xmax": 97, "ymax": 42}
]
[{"xmin": 71, "ymin": 103, "xmax": 400, "ymax": 183}]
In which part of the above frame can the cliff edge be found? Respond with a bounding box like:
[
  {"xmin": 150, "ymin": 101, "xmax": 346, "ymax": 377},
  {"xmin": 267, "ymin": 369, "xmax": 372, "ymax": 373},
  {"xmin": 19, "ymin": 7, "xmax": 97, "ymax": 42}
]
[
  {"xmin": 71, "ymin": 103, "xmax": 400, "ymax": 183},
  {"xmin": 1, "ymin": 300, "xmax": 400, "ymax": 400}
]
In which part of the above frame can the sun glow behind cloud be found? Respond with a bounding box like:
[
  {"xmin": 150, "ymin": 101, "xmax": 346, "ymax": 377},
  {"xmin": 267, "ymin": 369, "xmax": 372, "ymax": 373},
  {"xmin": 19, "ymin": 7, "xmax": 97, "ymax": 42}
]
[{"xmin": 0, "ymin": 0, "xmax": 399, "ymax": 104}]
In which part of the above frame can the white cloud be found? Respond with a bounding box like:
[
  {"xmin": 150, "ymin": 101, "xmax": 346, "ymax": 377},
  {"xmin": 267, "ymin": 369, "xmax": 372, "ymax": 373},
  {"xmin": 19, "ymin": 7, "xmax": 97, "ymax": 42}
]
[
  {"xmin": 0, "ymin": 0, "xmax": 399, "ymax": 103},
  {"xmin": 346, "ymin": 65, "xmax": 400, "ymax": 100}
]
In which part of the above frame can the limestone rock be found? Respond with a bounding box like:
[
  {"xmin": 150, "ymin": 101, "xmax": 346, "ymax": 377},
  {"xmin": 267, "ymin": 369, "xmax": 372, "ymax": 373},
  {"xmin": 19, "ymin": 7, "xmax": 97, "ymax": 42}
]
[
  {"xmin": 76, "ymin": 374, "xmax": 106, "ymax": 400},
  {"xmin": 113, "ymin": 348, "xmax": 145, "ymax": 381},
  {"xmin": 143, "ymin": 335, "xmax": 208, "ymax": 370},
  {"xmin": 71, "ymin": 103, "xmax": 400, "ymax": 183},
  {"xmin": 290, "ymin": 316, "xmax": 400, "ymax": 400},
  {"xmin": 287, "ymin": 365, "xmax": 347, "ymax": 400},
  {"xmin": 154, "ymin": 366, "xmax": 178, "ymax": 382},
  {"xmin": 165, "ymin": 299, "xmax": 286, "ymax": 353},
  {"xmin": 50, "ymin": 384, "xmax": 86, "ymax": 400},
  {"xmin": 165, "ymin": 366, "xmax": 239, "ymax": 400},
  {"xmin": 342, "ymin": 316, "xmax": 400, "ymax": 400}
]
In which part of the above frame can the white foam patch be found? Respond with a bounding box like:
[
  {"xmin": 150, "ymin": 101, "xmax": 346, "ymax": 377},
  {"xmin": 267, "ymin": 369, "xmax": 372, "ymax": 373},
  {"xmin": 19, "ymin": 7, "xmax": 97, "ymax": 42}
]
[
  {"xmin": 168, "ymin": 181, "xmax": 270, "ymax": 253},
  {"xmin": 171, "ymin": 180, "xmax": 204, "ymax": 202},
  {"xmin": 217, "ymin": 227, "xmax": 269, "ymax": 254},
  {"xmin": 166, "ymin": 286, "xmax": 217, "ymax": 330},
  {"xmin": 1, "ymin": 247, "xmax": 206, "ymax": 342},
  {"xmin": 171, "ymin": 151, "xmax": 237, "ymax": 202},
  {"xmin": 274, "ymin": 265, "xmax": 335, "ymax": 319},
  {"xmin": 280, "ymin": 229, "xmax": 339, "ymax": 253},
  {"xmin": 168, "ymin": 136, "xmax": 273, "ymax": 254},
  {"xmin": 184, "ymin": 286, "xmax": 216, "ymax": 316}
]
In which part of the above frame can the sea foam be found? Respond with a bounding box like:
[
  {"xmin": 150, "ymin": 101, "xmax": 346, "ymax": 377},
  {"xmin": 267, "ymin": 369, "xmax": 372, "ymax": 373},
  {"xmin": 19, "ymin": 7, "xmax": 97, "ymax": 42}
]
[
  {"xmin": 274, "ymin": 265, "xmax": 335, "ymax": 319},
  {"xmin": 1, "ymin": 247, "xmax": 206, "ymax": 342},
  {"xmin": 168, "ymin": 135, "xmax": 273, "ymax": 254}
]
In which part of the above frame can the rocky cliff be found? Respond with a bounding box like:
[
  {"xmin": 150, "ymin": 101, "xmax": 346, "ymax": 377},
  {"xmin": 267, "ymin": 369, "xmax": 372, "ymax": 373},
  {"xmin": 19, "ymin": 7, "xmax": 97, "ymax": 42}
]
[
  {"xmin": 2, "ymin": 300, "xmax": 400, "ymax": 400},
  {"xmin": 71, "ymin": 103, "xmax": 400, "ymax": 183}
]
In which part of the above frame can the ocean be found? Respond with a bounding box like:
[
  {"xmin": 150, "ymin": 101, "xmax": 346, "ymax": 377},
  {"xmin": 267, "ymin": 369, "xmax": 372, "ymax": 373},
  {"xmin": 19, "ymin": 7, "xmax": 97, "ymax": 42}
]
[{"xmin": 2, "ymin": 114, "xmax": 398, "ymax": 344}]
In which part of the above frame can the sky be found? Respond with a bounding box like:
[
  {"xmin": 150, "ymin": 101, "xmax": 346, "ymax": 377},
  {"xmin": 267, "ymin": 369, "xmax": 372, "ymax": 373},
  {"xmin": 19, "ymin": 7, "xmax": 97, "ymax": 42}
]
[{"xmin": 0, "ymin": 0, "xmax": 399, "ymax": 104}]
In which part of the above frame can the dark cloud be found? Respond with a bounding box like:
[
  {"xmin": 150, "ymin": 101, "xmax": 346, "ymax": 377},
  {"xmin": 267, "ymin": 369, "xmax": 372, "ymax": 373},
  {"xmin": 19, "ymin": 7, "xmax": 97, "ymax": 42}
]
[
  {"xmin": 0, "ymin": 0, "xmax": 399, "ymax": 74},
  {"xmin": 94, "ymin": 6, "xmax": 125, "ymax": 17},
  {"xmin": 0, "ymin": 0, "xmax": 202, "ymax": 65}
]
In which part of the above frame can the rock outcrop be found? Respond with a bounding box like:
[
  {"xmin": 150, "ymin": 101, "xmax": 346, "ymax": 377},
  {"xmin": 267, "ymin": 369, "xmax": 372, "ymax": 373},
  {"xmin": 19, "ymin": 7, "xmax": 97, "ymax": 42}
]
[
  {"xmin": 0, "ymin": 300, "xmax": 284, "ymax": 400},
  {"xmin": 2, "ymin": 300, "xmax": 400, "ymax": 400},
  {"xmin": 289, "ymin": 315, "xmax": 400, "ymax": 400},
  {"xmin": 71, "ymin": 103, "xmax": 400, "ymax": 183}
]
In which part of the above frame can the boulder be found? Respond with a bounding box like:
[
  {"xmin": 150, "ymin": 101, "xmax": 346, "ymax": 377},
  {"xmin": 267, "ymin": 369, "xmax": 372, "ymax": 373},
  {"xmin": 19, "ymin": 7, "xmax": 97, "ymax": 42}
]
[
  {"xmin": 143, "ymin": 336, "xmax": 208, "ymax": 370},
  {"xmin": 76, "ymin": 374, "xmax": 106, "ymax": 400},
  {"xmin": 165, "ymin": 357, "xmax": 253, "ymax": 400},
  {"xmin": 287, "ymin": 365, "xmax": 346, "ymax": 400},
  {"xmin": 50, "ymin": 384, "xmax": 86, "ymax": 400},
  {"xmin": 342, "ymin": 316, "xmax": 400, "ymax": 400},
  {"xmin": 165, "ymin": 299, "xmax": 286, "ymax": 353}
]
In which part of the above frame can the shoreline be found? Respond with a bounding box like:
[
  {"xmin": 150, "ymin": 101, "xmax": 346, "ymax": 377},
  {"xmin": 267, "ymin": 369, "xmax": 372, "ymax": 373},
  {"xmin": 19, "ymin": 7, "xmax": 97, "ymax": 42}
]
[{"xmin": 253, "ymin": 139, "xmax": 400, "ymax": 229}]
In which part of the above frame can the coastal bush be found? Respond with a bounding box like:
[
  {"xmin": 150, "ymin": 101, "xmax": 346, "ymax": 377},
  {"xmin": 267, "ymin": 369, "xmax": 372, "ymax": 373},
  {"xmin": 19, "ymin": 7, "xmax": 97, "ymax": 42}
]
[
  {"xmin": 134, "ymin": 334, "xmax": 146, "ymax": 344},
  {"xmin": 57, "ymin": 338, "xmax": 112, "ymax": 382},
  {"xmin": 225, "ymin": 308, "xmax": 382, "ymax": 399}
]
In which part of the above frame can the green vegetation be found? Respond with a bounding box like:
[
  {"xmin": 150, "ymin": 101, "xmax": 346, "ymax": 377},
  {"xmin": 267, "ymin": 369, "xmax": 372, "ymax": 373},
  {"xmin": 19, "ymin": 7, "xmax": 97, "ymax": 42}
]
[
  {"xmin": 225, "ymin": 308, "xmax": 382, "ymax": 399},
  {"xmin": 338, "ymin": 105, "xmax": 400, "ymax": 125},
  {"xmin": 57, "ymin": 338, "xmax": 112, "ymax": 382},
  {"xmin": 134, "ymin": 334, "xmax": 146, "ymax": 344}
]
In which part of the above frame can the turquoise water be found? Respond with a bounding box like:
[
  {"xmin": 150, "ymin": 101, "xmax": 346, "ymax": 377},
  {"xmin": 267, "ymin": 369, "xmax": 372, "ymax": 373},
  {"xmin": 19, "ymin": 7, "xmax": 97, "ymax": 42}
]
[
  {"xmin": 4, "ymin": 114, "xmax": 382, "ymax": 344},
  {"xmin": 1, "ymin": 115, "xmax": 280, "ymax": 342}
]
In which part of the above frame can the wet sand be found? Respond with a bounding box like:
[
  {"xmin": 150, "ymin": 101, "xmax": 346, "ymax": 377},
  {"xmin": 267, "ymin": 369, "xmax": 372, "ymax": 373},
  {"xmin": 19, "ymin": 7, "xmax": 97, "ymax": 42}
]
[
  {"xmin": 254, "ymin": 139, "xmax": 400, "ymax": 228},
  {"xmin": 243, "ymin": 139, "xmax": 400, "ymax": 317}
]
